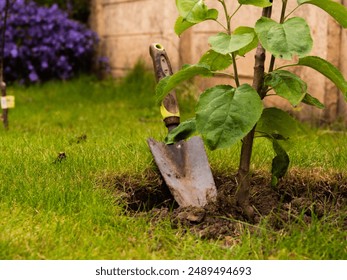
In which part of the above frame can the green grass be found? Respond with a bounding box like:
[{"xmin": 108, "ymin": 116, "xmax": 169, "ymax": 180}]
[{"xmin": 0, "ymin": 65, "xmax": 346, "ymax": 259}]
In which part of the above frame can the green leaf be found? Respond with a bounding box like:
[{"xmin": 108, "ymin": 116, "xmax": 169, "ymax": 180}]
[
  {"xmin": 256, "ymin": 107, "xmax": 300, "ymax": 139},
  {"xmin": 302, "ymin": 93, "xmax": 324, "ymax": 109},
  {"xmin": 297, "ymin": 56, "xmax": 347, "ymax": 99},
  {"xmin": 155, "ymin": 76, "xmax": 170, "ymax": 105},
  {"xmin": 199, "ymin": 50, "xmax": 233, "ymax": 71},
  {"xmin": 298, "ymin": 0, "xmax": 347, "ymax": 28},
  {"xmin": 264, "ymin": 70, "xmax": 307, "ymax": 107},
  {"xmin": 233, "ymin": 26, "xmax": 259, "ymax": 56},
  {"xmin": 271, "ymin": 139, "xmax": 290, "ymax": 187},
  {"xmin": 208, "ymin": 32, "xmax": 255, "ymax": 55},
  {"xmin": 196, "ymin": 84, "xmax": 263, "ymax": 150},
  {"xmin": 238, "ymin": 0, "xmax": 272, "ymax": 8},
  {"xmin": 165, "ymin": 118, "xmax": 197, "ymax": 144},
  {"xmin": 255, "ymin": 17, "xmax": 313, "ymax": 60},
  {"xmin": 174, "ymin": 16, "xmax": 195, "ymax": 36},
  {"xmin": 176, "ymin": 0, "xmax": 218, "ymax": 24},
  {"xmin": 155, "ymin": 64, "xmax": 213, "ymax": 104}
]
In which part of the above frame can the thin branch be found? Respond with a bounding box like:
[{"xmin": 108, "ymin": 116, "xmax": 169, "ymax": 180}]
[
  {"xmin": 263, "ymin": 93, "xmax": 277, "ymax": 98},
  {"xmin": 215, "ymin": 19, "xmax": 228, "ymax": 32},
  {"xmin": 275, "ymin": 63, "xmax": 298, "ymax": 71},
  {"xmin": 268, "ymin": 0, "xmax": 288, "ymax": 74},
  {"xmin": 218, "ymin": 0, "xmax": 231, "ymax": 33},
  {"xmin": 280, "ymin": 0, "xmax": 288, "ymax": 24},
  {"xmin": 231, "ymin": 52, "xmax": 240, "ymax": 87},
  {"xmin": 229, "ymin": 4, "xmax": 242, "ymax": 20},
  {"xmin": 0, "ymin": 0, "xmax": 10, "ymax": 130},
  {"xmin": 284, "ymin": 4, "xmax": 301, "ymax": 21},
  {"xmin": 268, "ymin": 56, "xmax": 276, "ymax": 74},
  {"xmin": 218, "ymin": 0, "xmax": 241, "ymax": 86},
  {"xmin": 0, "ymin": 0, "xmax": 10, "ymax": 83},
  {"xmin": 212, "ymin": 71, "xmax": 235, "ymax": 79}
]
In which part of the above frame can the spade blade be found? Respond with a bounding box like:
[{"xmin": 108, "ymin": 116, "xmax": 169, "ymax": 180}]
[{"xmin": 148, "ymin": 136, "xmax": 217, "ymax": 207}]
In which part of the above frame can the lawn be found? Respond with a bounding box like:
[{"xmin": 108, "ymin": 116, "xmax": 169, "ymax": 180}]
[{"xmin": 0, "ymin": 65, "xmax": 346, "ymax": 259}]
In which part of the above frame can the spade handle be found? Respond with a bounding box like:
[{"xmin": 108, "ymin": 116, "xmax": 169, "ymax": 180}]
[{"xmin": 149, "ymin": 43, "xmax": 180, "ymax": 131}]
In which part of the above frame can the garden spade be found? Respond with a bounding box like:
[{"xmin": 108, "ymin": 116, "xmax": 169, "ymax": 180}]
[{"xmin": 147, "ymin": 43, "xmax": 217, "ymax": 207}]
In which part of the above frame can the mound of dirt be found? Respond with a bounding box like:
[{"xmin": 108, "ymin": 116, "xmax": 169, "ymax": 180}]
[{"xmin": 99, "ymin": 168, "xmax": 347, "ymax": 239}]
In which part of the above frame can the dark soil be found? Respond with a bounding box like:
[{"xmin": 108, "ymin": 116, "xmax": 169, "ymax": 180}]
[{"xmin": 99, "ymin": 168, "xmax": 347, "ymax": 239}]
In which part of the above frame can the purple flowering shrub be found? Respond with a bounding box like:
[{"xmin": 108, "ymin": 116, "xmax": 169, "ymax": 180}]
[{"xmin": 0, "ymin": 0, "xmax": 98, "ymax": 83}]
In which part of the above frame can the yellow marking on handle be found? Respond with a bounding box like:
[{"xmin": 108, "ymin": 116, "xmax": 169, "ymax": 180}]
[{"xmin": 160, "ymin": 102, "xmax": 180, "ymax": 119}]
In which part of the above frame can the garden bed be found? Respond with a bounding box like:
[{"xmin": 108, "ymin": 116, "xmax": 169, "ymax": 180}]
[{"xmin": 102, "ymin": 168, "xmax": 347, "ymax": 240}]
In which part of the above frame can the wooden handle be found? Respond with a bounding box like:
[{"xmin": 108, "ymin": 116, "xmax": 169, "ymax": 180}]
[{"xmin": 149, "ymin": 43, "xmax": 180, "ymax": 131}]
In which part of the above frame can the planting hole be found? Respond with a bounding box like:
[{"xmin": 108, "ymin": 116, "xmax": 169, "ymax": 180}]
[{"xmin": 98, "ymin": 168, "xmax": 347, "ymax": 239}]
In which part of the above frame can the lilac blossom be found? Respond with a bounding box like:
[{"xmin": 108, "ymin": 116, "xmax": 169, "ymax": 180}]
[{"xmin": 0, "ymin": 0, "xmax": 98, "ymax": 83}]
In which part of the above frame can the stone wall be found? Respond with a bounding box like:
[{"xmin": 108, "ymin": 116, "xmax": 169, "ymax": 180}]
[{"xmin": 90, "ymin": 0, "xmax": 347, "ymax": 124}]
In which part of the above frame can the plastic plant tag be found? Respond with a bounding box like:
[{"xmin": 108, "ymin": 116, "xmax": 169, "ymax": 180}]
[{"xmin": 1, "ymin": 96, "xmax": 15, "ymax": 109}]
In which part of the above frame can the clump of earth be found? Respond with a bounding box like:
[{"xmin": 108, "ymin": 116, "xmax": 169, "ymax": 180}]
[{"xmin": 99, "ymin": 168, "xmax": 347, "ymax": 239}]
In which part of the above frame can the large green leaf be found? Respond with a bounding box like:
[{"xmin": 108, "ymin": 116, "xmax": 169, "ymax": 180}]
[
  {"xmin": 155, "ymin": 64, "xmax": 213, "ymax": 104},
  {"xmin": 271, "ymin": 139, "xmax": 290, "ymax": 187},
  {"xmin": 165, "ymin": 118, "xmax": 197, "ymax": 144},
  {"xmin": 238, "ymin": 0, "xmax": 272, "ymax": 7},
  {"xmin": 297, "ymin": 56, "xmax": 347, "ymax": 99},
  {"xmin": 256, "ymin": 107, "xmax": 300, "ymax": 139},
  {"xmin": 208, "ymin": 32, "xmax": 255, "ymax": 55},
  {"xmin": 199, "ymin": 50, "xmax": 233, "ymax": 71},
  {"xmin": 255, "ymin": 17, "xmax": 313, "ymax": 60},
  {"xmin": 176, "ymin": 0, "xmax": 218, "ymax": 24},
  {"xmin": 196, "ymin": 84, "xmax": 263, "ymax": 150},
  {"xmin": 174, "ymin": 16, "xmax": 195, "ymax": 36},
  {"xmin": 298, "ymin": 0, "xmax": 347, "ymax": 28},
  {"xmin": 233, "ymin": 26, "xmax": 259, "ymax": 56},
  {"xmin": 264, "ymin": 70, "xmax": 307, "ymax": 107}
]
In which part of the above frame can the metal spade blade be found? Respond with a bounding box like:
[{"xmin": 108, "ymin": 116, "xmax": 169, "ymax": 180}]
[{"xmin": 148, "ymin": 136, "xmax": 217, "ymax": 207}]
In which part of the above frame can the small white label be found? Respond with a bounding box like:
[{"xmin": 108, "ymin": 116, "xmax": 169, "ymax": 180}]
[{"xmin": 1, "ymin": 96, "xmax": 15, "ymax": 109}]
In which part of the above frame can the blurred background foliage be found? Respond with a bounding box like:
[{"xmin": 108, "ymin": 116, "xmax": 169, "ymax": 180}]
[
  {"xmin": 33, "ymin": 0, "xmax": 91, "ymax": 23},
  {"xmin": 0, "ymin": 0, "xmax": 98, "ymax": 83}
]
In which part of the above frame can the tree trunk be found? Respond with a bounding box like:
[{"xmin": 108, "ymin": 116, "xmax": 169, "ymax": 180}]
[{"xmin": 235, "ymin": 6, "xmax": 272, "ymax": 221}]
